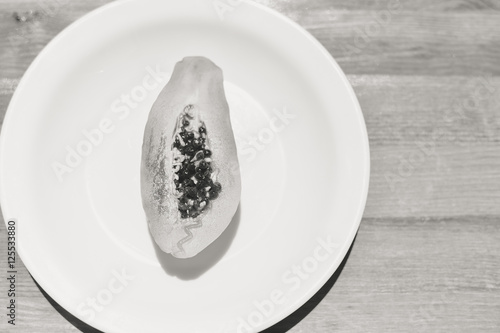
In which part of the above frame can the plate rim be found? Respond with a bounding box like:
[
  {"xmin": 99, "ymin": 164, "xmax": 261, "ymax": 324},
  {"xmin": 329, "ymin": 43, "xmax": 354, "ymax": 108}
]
[{"xmin": 0, "ymin": 0, "xmax": 371, "ymax": 332}]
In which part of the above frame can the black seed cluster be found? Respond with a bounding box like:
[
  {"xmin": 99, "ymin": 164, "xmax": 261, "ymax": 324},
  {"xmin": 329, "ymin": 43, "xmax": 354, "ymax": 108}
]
[{"xmin": 172, "ymin": 112, "xmax": 222, "ymax": 219}]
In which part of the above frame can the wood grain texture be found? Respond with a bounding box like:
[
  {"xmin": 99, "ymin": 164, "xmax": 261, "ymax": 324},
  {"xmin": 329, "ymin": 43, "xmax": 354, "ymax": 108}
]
[{"xmin": 0, "ymin": 0, "xmax": 499, "ymax": 332}]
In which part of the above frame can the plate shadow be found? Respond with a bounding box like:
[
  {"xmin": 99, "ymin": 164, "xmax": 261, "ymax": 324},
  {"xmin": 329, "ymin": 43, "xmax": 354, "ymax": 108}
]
[
  {"xmin": 150, "ymin": 204, "xmax": 241, "ymax": 280},
  {"xmin": 33, "ymin": 278, "xmax": 103, "ymax": 333},
  {"xmin": 260, "ymin": 235, "xmax": 357, "ymax": 332}
]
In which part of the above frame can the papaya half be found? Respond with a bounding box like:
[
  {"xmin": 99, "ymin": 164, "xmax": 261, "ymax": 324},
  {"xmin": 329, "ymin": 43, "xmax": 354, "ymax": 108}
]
[{"xmin": 141, "ymin": 56, "xmax": 241, "ymax": 258}]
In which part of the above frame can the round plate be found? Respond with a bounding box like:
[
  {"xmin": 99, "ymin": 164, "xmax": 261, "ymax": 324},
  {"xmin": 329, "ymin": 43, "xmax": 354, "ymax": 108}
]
[{"xmin": 0, "ymin": 0, "xmax": 370, "ymax": 332}]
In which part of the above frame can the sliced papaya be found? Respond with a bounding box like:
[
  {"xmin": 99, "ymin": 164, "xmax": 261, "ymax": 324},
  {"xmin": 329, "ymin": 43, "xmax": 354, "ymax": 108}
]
[{"xmin": 141, "ymin": 56, "xmax": 241, "ymax": 258}]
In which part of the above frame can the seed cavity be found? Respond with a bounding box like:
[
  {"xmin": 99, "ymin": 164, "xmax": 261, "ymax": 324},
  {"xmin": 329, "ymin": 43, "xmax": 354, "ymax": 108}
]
[{"xmin": 171, "ymin": 105, "xmax": 222, "ymax": 219}]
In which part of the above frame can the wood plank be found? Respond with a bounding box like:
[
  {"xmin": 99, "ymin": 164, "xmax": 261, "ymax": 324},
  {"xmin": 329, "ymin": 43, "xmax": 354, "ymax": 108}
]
[
  {"xmin": 1, "ymin": 4, "xmax": 500, "ymax": 77},
  {"xmin": 254, "ymin": 0, "xmax": 500, "ymax": 12},
  {"xmin": 349, "ymin": 75, "xmax": 500, "ymax": 146},
  {"xmin": 303, "ymin": 11, "xmax": 500, "ymax": 75},
  {"xmin": 254, "ymin": 2, "xmax": 500, "ymax": 75},
  {"xmin": 271, "ymin": 216, "xmax": 500, "ymax": 332},
  {"xmin": 2, "ymin": 0, "xmax": 500, "ymax": 12},
  {"xmin": 367, "ymin": 145, "xmax": 500, "ymax": 218},
  {"xmin": 349, "ymin": 75, "xmax": 500, "ymax": 217}
]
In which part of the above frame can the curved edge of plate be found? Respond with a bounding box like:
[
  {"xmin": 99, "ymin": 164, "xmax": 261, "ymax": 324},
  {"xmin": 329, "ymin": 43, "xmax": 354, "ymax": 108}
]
[
  {"xmin": 0, "ymin": 1, "xmax": 371, "ymax": 332},
  {"xmin": 245, "ymin": 1, "xmax": 371, "ymax": 331},
  {"xmin": 0, "ymin": 1, "xmax": 141, "ymax": 333}
]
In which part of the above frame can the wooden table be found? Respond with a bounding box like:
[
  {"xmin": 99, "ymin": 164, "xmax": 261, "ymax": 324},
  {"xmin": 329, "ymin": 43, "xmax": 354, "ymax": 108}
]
[{"xmin": 1, "ymin": 0, "xmax": 499, "ymax": 332}]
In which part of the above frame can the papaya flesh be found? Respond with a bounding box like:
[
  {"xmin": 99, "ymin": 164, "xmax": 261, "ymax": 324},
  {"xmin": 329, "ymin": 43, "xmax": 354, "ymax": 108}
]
[{"xmin": 141, "ymin": 56, "xmax": 241, "ymax": 258}]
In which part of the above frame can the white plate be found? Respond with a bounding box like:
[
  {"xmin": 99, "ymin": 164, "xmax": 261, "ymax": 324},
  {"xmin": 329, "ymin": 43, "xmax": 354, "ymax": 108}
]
[{"xmin": 0, "ymin": 0, "xmax": 370, "ymax": 332}]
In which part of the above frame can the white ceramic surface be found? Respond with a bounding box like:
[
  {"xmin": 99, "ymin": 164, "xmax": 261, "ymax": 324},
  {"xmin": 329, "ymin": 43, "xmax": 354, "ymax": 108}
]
[{"xmin": 0, "ymin": 0, "xmax": 370, "ymax": 332}]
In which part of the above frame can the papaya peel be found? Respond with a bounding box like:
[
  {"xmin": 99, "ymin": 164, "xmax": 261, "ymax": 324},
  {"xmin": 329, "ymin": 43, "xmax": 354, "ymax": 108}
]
[{"xmin": 141, "ymin": 57, "xmax": 241, "ymax": 258}]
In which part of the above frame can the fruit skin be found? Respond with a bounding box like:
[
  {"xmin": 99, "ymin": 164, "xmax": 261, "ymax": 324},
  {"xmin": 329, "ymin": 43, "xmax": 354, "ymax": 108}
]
[{"xmin": 141, "ymin": 56, "xmax": 241, "ymax": 258}]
